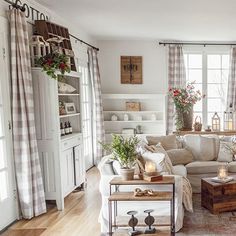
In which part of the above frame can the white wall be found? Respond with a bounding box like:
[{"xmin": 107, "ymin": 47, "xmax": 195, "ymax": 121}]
[{"xmin": 98, "ymin": 40, "xmax": 168, "ymax": 94}]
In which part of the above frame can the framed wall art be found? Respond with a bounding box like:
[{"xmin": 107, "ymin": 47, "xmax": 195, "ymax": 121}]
[{"xmin": 120, "ymin": 56, "xmax": 142, "ymax": 84}]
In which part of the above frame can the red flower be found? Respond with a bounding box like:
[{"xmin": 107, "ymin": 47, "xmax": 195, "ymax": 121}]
[
  {"xmin": 46, "ymin": 59, "xmax": 53, "ymax": 66},
  {"xmin": 59, "ymin": 62, "xmax": 66, "ymax": 70}
]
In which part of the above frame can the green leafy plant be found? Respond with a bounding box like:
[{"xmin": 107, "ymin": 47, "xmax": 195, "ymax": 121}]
[
  {"xmin": 100, "ymin": 134, "xmax": 140, "ymax": 169},
  {"xmin": 36, "ymin": 53, "xmax": 70, "ymax": 79}
]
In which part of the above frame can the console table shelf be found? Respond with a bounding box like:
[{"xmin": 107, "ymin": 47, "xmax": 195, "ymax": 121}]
[{"xmin": 174, "ymin": 131, "xmax": 236, "ymax": 136}]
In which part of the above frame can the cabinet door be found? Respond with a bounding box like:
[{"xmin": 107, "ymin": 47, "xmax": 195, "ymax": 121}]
[
  {"xmin": 61, "ymin": 148, "xmax": 75, "ymax": 196},
  {"xmin": 74, "ymin": 145, "xmax": 85, "ymax": 186}
]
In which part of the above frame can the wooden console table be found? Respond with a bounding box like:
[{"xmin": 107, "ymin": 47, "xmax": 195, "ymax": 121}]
[
  {"xmin": 108, "ymin": 176, "xmax": 175, "ymax": 236},
  {"xmin": 174, "ymin": 131, "xmax": 236, "ymax": 136}
]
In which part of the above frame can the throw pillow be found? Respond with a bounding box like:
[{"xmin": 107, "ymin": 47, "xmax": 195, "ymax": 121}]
[
  {"xmin": 143, "ymin": 144, "xmax": 174, "ymax": 174},
  {"xmin": 166, "ymin": 148, "xmax": 194, "ymax": 166},
  {"xmin": 146, "ymin": 134, "xmax": 178, "ymax": 150},
  {"xmin": 184, "ymin": 135, "xmax": 218, "ymax": 161},
  {"xmin": 217, "ymin": 141, "xmax": 233, "ymax": 162}
]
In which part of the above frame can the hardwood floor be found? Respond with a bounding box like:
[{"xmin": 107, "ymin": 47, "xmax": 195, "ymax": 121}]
[{"xmin": 1, "ymin": 167, "xmax": 101, "ymax": 236}]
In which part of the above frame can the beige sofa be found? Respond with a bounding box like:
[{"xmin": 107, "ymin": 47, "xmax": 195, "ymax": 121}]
[{"xmin": 146, "ymin": 134, "xmax": 236, "ymax": 193}]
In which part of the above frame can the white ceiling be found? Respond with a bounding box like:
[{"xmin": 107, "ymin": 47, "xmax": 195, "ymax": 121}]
[{"xmin": 36, "ymin": 0, "xmax": 236, "ymax": 41}]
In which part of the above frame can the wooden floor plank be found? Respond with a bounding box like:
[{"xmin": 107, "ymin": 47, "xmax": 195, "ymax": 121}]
[{"xmin": 1, "ymin": 167, "xmax": 101, "ymax": 236}]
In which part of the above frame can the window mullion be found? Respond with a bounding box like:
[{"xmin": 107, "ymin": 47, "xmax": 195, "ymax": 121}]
[{"xmin": 202, "ymin": 51, "xmax": 208, "ymax": 127}]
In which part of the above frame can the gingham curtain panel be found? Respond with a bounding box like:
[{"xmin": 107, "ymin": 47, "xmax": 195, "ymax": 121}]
[
  {"xmin": 167, "ymin": 45, "xmax": 186, "ymax": 134},
  {"xmin": 88, "ymin": 48, "xmax": 105, "ymax": 163},
  {"xmin": 10, "ymin": 9, "xmax": 46, "ymax": 219},
  {"xmin": 227, "ymin": 47, "xmax": 236, "ymax": 110}
]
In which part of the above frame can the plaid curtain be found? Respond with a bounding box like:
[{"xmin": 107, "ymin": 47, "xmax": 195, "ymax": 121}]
[
  {"xmin": 167, "ymin": 45, "xmax": 186, "ymax": 134},
  {"xmin": 10, "ymin": 9, "xmax": 46, "ymax": 218},
  {"xmin": 88, "ymin": 48, "xmax": 105, "ymax": 163},
  {"xmin": 227, "ymin": 47, "xmax": 236, "ymax": 110}
]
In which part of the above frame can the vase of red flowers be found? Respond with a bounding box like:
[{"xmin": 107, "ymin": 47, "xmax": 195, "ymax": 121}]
[
  {"xmin": 169, "ymin": 82, "xmax": 204, "ymax": 131},
  {"xmin": 37, "ymin": 53, "xmax": 70, "ymax": 79}
]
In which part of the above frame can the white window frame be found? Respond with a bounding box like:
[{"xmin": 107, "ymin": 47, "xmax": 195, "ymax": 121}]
[{"xmin": 184, "ymin": 46, "xmax": 230, "ymax": 128}]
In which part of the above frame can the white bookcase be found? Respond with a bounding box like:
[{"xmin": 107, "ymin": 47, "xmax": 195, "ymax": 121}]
[
  {"xmin": 32, "ymin": 68, "xmax": 86, "ymax": 210},
  {"xmin": 102, "ymin": 94, "xmax": 167, "ymax": 142}
]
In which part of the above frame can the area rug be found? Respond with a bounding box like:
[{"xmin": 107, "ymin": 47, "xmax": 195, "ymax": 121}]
[{"xmin": 177, "ymin": 193, "xmax": 236, "ymax": 236}]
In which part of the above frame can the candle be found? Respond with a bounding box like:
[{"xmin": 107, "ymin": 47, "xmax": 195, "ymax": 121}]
[
  {"xmin": 218, "ymin": 166, "xmax": 228, "ymax": 180},
  {"xmin": 229, "ymin": 119, "xmax": 233, "ymax": 130},
  {"xmin": 145, "ymin": 161, "xmax": 156, "ymax": 173}
]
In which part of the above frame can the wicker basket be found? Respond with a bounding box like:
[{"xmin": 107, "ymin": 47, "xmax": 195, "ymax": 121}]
[{"xmin": 194, "ymin": 116, "xmax": 202, "ymax": 131}]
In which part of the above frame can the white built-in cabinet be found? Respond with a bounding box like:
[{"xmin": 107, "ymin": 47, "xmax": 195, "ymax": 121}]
[{"xmin": 32, "ymin": 68, "xmax": 86, "ymax": 210}]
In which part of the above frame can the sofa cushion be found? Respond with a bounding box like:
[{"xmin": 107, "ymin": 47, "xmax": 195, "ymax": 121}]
[
  {"xmin": 166, "ymin": 148, "xmax": 194, "ymax": 166},
  {"xmin": 217, "ymin": 141, "xmax": 233, "ymax": 162},
  {"xmin": 228, "ymin": 162, "xmax": 236, "ymax": 173},
  {"xmin": 185, "ymin": 161, "xmax": 227, "ymax": 174},
  {"xmin": 142, "ymin": 144, "xmax": 174, "ymax": 174},
  {"xmin": 146, "ymin": 134, "xmax": 178, "ymax": 150},
  {"xmin": 184, "ymin": 135, "xmax": 219, "ymax": 161}
]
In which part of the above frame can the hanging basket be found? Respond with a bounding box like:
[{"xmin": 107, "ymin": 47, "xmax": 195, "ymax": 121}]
[{"xmin": 193, "ymin": 116, "xmax": 202, "ymax": 131}]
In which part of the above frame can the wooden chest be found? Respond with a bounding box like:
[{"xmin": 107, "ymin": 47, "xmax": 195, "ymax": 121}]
[{"xmin": 201, "ymin": 177, "xmax": 236, "ymax": 214}]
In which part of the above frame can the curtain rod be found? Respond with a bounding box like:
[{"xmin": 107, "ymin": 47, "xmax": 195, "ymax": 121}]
[
  {"xmin": 69, "ymin": 34, "xmax": 99, "ymax": 51},
  {"xmin": 4, "ymin": 0, "xmax": 25, "ymax": 11},
  {"xmin": 159, "ymin": 42, "xmax": 236, "ymax": 46}
]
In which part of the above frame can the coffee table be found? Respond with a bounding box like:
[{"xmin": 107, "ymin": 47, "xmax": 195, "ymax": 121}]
[{"xmin": 201, "ymin": 176, "xmax": 236, "ymax": 214}]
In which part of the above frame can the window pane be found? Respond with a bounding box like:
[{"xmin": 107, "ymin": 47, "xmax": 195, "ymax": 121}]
[
  {"xmin": 194, "ymin": 100, "xmax": 202, "ymax": 112},
  {"xmin": 222, "ymin": 70, "xmax": 229, "ymax": 83},
  {"xmin": 188, "ymin": 69, "xmax": 202, "ymax": 83},
  {"xmin": 0, "ymin": 139, "xmax": 6, "ymax": 169},
  {"xmin": 188, "ymin": 55, "xmax": 202, "ymax": 68},
  {"xmin": 208, "ymin": 98, "xmax": 224, "ymax": 112},
  {"xmin": 208, "ymin": 55, "xmax": 221, "ymax": 69},
  {"xmin": 0, "ymin": 108, "xmax": 3, "ymax": 137},
  {"xmin": 208, "ymin": 84, "xmax": 226, "ymax": 98},
  {"xmin": 222, "ymin": 55, "xmax": 230, "ymax": 69},
  {"xmin": 0, "ymin": 171, "xmax": 8, "ymax": 201},
  {"xmin": 208, "ymin": 70, "xmax": 221, "ymax": 83}
]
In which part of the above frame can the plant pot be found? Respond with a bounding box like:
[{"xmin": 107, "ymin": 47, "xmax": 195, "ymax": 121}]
[{"xmin": 120, "ymin": 168, "xmax": 135, "ymax": 181}]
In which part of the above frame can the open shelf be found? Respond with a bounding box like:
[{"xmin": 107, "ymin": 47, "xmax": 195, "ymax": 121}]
[
  {"xmin": 104, "ymin": 120, "xmax": 163, "ymax": 123},
  {"xmin": 60, "ymin": 113, "xmax": 80, "ymax": 118},
  {"xmin": 103, "ymin": 110, "xmax": 162, "ymax": 113},
  {"xmin": 58, "ymin": 93, "xmax": 80, "ymax": 96},
  {"xmin": 60, "ymin": 132, "xmax": 82, "ymax": 140}
]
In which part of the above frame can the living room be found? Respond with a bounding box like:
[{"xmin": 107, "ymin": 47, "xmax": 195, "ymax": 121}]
[{"xmin": 1, "ymin": 0, "xmax": 236, "ymax": 235}]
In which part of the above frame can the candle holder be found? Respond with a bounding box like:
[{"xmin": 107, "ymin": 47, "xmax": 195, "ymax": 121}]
[
  {"xmin": 144, "ymin": 209, "xmax": 156, "ymax": 234},
  {"xmin": 218, "ymin": 165, "xmax": 228, "ymax": 180},
  {"xmin": 127, "ymin": 211, "xmax": 142, "ymax": 236},
  {"xmin": 212, "ymin": 112, "xmax": 220, "ymax": 131}
]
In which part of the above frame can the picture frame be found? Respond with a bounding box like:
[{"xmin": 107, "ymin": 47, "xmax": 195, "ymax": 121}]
[{"xmin": 65, "ymin": 102, "xmax": 76, "ymax": 114}]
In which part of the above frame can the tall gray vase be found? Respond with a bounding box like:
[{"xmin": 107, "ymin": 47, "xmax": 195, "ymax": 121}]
[{"xmin": 176, "ymin": 106, "xmax": 193, "ymax": 131}]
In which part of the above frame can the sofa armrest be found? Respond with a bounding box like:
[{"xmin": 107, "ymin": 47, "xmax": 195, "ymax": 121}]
[{"xmin": 172, "ymin": 165, "xmax": 187, "ymax": 177}]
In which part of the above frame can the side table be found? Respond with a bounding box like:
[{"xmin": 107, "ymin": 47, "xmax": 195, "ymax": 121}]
[{"xmin": 108, "ymin": 176, "xmax": 175, "ymax": 236}]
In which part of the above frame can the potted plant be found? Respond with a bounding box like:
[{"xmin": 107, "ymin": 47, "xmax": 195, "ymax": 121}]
[
  {"xmin": 100, "ymin": 134, "xmax": 140, "ymax": 180},
  {"xmin": 169, "ymin": 82, "xmax": 205, "ymax": 131},
  {"xmin": 36, "ymin": 53, "xmax": 70, "ymax": 79}
]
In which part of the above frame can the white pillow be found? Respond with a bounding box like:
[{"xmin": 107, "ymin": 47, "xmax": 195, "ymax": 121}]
[
  {"xmin": 142, "ymin": 144, "xmax": 174, "ymax": 174},
  {"xmin": 58, "ymin": 82, "xmax": 76, "ymax": 93},
  {"xmin": 217, "ymin": 141, "xmax": 233, "ymax": 162}
]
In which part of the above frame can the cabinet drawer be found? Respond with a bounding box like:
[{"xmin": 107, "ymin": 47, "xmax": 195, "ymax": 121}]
[{"xmin": 61, "ymin": 135, "xmax": 81, "ymax": 151}]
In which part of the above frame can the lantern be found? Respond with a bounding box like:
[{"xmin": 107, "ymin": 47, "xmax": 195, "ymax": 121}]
[
  {"xmin": 224, "ymin": 111, "xmax": 234, "ymax": 131},
  {"xmin": 218, "ymin": 165, "xmax": 228, "ymax": 180},
  {"xmin": 29, "ymin": 35, "xmax": 50, "ymax": 66},
  {"xmin": 212, "ymin": 112, "xmax": 220, "ymax": 131}
]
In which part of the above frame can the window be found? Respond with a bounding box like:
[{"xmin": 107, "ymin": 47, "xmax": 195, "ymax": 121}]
[{"xmin": 184, "ymin": 51, "xmax": 230, "ymax": 128}]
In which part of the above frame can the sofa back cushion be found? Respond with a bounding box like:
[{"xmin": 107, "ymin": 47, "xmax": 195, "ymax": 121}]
[
  {"xmin": 166, "ymin": 148, "xmax": 194, "ymax": 166},
  {"xmin": 184, "ymin": 135, "xmax": 219, "ymax": 161},
  {"xmin": 217, "ymin": 141, "xmax": 233, "ymax": 162},
  {"xmin": 146, "ymin": 134, "xmax": 178, "ymax": 150}
]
